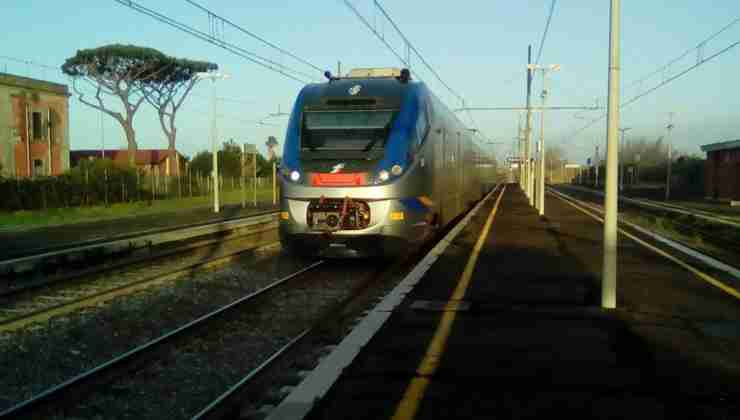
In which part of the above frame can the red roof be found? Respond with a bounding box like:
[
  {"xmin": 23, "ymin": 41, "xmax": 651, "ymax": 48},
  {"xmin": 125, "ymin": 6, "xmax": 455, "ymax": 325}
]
[{"xmin": 71, "ymin": 149, "xmax": 181, "ymax": 165}]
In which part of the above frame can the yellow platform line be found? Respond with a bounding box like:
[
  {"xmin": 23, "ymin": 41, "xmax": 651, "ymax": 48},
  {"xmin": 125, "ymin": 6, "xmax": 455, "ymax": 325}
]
[
  {"xmin": 552, "ymin": 190, "xmax": 740, "ymax": 300},
  {"xmin": 391, "ymin": 185, "xmax": 507, "ymax": 420}
]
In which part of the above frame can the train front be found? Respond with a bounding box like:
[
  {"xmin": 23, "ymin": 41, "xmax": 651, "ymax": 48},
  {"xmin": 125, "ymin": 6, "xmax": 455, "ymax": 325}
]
[{"xmin": 278, "ymin": 68, "xmax": 432, "ymax": 257}]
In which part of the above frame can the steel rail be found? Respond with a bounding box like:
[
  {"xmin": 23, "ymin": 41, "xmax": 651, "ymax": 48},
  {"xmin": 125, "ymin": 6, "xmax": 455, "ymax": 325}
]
[
  {"xmin": 560, "ymin": 185, "xmax": 740, "ymax": 229},
  {"xmin": 0, "ymin": 211, "xmax": 279, "ymax": 275},
  {"xmin": 0, "ymin": 220, "xmax": 278, "ymax": 334},
  {"xmin": 0, "ymin": 260, "xmax": 325, "ymax": 419},
  {"xmin": 549, "ymin": 187, "xmax": 740, "ymax": 286},
  {"xmin": 191, "ymin": 329, "xmax": 311, "ymax": 420}
]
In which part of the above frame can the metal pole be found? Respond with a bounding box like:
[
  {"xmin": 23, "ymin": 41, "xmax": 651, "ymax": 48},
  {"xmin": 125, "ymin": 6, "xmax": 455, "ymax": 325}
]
[
  {"xmin": 665, "ymin": 143, "xmax": 672, "ymax": 201},
  {"xmin": 272, "ymin": 160, "xmax": 277, "ymax": 205},
  {"xmin": 618, "ymin": 127, "xmax": 630, "ymax": 192},
  {"xmin": 241, "ymin": 144, "xmax": 246, "ymax": 208},
  {"xmin": 253, "ymin": 151, "xmax": 257, "ymax": 207},
  {"xmin": 525, "ymin": 45, "xmax": 534, "ymax": 203},
  {"xmin": 595, "ymin": 145, "xmax": 600, "ymax": 187},
  {"xmin": 537, "ymin": 70, "xmax": 547, "ymax": 216},
  {"xmin": 665, "ymin": 114, "xmax": 674, "ymax": 201},
  {"xmin": 211, "ymin": 80, "xmax": 220, "ymax": 213},
  {"xmin": 602, "ymin": 0, "xmax": 621, "ymax": 310}
]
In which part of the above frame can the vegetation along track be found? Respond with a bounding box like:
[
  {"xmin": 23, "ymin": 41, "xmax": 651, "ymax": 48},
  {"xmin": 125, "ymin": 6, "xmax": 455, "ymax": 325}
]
[{"xmin": 0, "ymin": 213, "xmax": 279, "ymax": 334}]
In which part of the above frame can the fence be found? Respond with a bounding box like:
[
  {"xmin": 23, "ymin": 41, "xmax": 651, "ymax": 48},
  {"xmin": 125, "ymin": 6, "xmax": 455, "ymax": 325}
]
[{"xmin": 0, "ymin": 159, "xmax": 280, "ymax": 212}]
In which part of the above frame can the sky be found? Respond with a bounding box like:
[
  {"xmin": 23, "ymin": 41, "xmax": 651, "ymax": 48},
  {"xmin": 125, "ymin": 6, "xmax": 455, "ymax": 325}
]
[{"xmin": 2, "ymin": 0, "xmax": 740, "ymax": 164}]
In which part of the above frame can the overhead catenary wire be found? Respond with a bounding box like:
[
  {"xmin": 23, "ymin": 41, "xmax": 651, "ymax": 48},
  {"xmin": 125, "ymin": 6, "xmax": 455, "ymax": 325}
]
[
  {"xmin": 534, "ymin": 0, "xmax": 558, "ymax": 65},
  {"xmin": 182, "ymin": 0, "xmax": 324, "ymax": 74},
  {"xmin": 371, "ymin": 0, "xmax": 465, "ymax": 104},
  {"xmin": 112, "ymin": 0, "xmax": 314, "ymax": 84},
  {"xmin": 561, "ymin": 15, "xmax": 740, "ymax": 147}
]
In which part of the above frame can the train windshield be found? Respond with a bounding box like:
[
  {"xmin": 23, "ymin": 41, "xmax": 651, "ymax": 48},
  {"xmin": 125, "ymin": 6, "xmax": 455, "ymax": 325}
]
[{"xmin": 302, "ymin": 110, "xmax": 396, "ymax": 153}]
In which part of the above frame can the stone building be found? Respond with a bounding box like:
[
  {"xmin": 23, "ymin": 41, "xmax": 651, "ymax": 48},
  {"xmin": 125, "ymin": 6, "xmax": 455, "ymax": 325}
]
[{"xmin": 0, "ymin": 72, "xmax": 70, "ymax": 177}]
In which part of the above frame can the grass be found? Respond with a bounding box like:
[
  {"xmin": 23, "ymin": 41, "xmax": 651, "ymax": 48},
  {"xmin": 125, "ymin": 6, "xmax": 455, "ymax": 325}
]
[{"xmin": 0, "ymin": 186, "xmax": 279, "ymax": 232}]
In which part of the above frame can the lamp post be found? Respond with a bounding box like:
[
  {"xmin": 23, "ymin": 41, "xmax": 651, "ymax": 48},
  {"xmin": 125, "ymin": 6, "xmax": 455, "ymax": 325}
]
[
  {"xmin": 195, "ymin": 71, "xmax": 231, "ymax": 213},
  {"xmin": 528, "ymin": 64, "xmax": 560, "ymax": 216},
  {"xmin": 618, "ymin": 127, "xmax": 631, "ymax": 192}
]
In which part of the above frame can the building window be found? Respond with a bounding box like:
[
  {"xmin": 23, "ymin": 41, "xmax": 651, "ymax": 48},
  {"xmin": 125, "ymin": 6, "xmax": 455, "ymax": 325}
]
[
  {"xmin": 32, "ymin": 112, "xmax": 42, "ymax": 140},
  {"xmin": 33, "ymin": 159, "xmax": 44, "ymax": 177}
]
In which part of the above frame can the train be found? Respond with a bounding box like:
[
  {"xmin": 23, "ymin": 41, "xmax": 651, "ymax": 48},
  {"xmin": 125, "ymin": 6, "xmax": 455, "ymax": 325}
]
[{"xmin": 278, "ymin": 67, "xmax": 496, "ymax": 257}]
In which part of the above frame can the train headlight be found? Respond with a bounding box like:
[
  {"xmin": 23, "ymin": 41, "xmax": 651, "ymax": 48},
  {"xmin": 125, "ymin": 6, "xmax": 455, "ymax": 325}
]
[
  {"xmin": 378, "ymin": 170, "xmax": 390, "ymax": 182},
  {"xmin": 391, "ymin": 164, "xmax": 403, "ymax": 176},
  {"xmin": 290, "ymin": 170, "xmax": 301, "ymax": 182}
]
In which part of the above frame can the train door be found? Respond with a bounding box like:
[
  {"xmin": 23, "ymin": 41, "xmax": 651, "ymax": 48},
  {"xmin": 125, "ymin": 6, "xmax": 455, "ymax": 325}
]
[
  {"xmin": 456, "ymin": 132, "xmax": 463, "ymax": 214},
  {"xmin": 431, "ymin": 128, "xmax": 444, "ymax": 226}
]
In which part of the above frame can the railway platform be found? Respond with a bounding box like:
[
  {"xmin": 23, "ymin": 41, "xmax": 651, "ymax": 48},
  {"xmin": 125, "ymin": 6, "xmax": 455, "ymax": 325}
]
[
  {"xmin": 0, "ymin": 203, "xmax": 276, "ymax": 260},
  {"xmin": 268, "ymin": 184, "xmax": 739, "ymax": 419}
]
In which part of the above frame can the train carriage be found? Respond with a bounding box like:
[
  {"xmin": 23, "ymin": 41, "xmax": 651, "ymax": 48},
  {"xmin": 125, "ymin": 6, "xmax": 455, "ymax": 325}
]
[{"xmin": 278, "ymin": 67, "xmax": 493, "ymax": 257}]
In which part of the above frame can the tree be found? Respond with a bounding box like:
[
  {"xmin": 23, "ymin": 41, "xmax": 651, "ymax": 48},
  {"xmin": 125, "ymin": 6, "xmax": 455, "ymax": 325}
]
[
  {"xmin": 62, "ymin": 44, "xmax": 168, "ymax": 167},
  {"xmin": 141, "ymin": 57, "xmax": 217, "ymax": 176},
  {"xmin": 265, "ymin": 136, "xmax": 279, "ymax": 160}
]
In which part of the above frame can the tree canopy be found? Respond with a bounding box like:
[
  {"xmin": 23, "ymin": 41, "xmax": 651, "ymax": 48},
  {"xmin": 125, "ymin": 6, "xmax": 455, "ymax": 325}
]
[
  {"xmin": 142, "ymin": 56, "xmax": 216, "ymax": 181},
  {"xmin": 62, "ymin": 44, "xmax": 216, "ymax": 168},
  {"xmin": 62, "ymin": 44, "xmax": 169, "ymax": 166}
]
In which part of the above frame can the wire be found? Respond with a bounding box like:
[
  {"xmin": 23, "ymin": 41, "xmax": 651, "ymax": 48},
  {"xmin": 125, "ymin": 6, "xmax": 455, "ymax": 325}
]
[
  {"xmin": 372, "ymin": 0, "xmax": 465, "ymax": 104},
  {"xmin": 182, "ymin": 0, "xmax": 324, "ymax": 74},
  {"xmin": 0, "ymin": 55, "xmax": 58, "ymax": 71},
  {"xmin": 535, "ymin": 0, "xmax": 557, "ymax": 65},
  {"xmin": 562, "ymin": 15, "xmax": 740, "ymax": 146},
  {"xmin": 113, "ymin": 0, "xmax": 313, "ymax": 84}
]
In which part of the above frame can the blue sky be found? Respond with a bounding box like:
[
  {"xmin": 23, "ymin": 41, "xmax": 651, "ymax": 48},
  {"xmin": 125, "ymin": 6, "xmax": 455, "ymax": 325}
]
[{"xmin": 3, "ymin": 0, "xmax": 740, "ymax": 163}]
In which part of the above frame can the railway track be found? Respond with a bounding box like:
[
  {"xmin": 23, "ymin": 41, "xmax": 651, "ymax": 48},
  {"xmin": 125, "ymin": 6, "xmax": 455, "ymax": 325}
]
[
  {"xmin": 559, "ymin": 184, "xmax": 740, "ymax": 228},
  {"xmin": 0, "ymin": 211, "xmax": 279, "ymax": 294},
  {"xmin": 0, "ymin": 261, "xmax": 329, "ymax": 419},
  {"xmin": 0, "ymin": 214, "xmax": 279, "ymax": 334},
  {"xmin": 549, "ymin": 187, "xmax": 740, "ymax": 296},
  {"xmin": 0, "ymin": 189, "xmax": 500, "ymax": 419},
  {"xmin": 553, "ymin": 184, "xmax": 740, "ymax": 268}
]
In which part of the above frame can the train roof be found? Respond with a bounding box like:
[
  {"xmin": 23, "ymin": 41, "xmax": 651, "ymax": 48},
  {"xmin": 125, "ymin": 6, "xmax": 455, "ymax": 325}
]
[{"xmin": 299, "ymin": 77, "xmax": 424, "ymax": 110}]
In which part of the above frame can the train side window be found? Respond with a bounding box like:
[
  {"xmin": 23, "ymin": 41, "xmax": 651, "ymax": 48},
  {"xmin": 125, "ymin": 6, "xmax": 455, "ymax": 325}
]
[{"xmin": 415, "ymin": 105, "xmax": 429, "ymax": 148}]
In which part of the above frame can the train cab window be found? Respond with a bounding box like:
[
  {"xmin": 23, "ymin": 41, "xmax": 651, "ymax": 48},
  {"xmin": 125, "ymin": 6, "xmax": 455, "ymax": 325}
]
[{"xmin": 302, "ymin": 110, "xmax": 396, "ymax": 153}]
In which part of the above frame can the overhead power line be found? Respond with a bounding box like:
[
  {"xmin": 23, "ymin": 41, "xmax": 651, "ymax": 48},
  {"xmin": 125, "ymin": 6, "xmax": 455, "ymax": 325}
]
[
  {"xmin": 562, "ymin": 15, "xmax": 740, "ymax": 144},
  {"xmin": 535, "ymin": 0, "xmax": 558, "ymax": 65},
  {"xmin": 113, "ymin": 0, "xmax": 316, "ymax": 84},
  {"xmin": 371, "ymin": 0, "xmax": 464, "ymax": 104},
  {"xmin": 342, "ymin": 0, "xmax": 466, "ymax": 105},
  {"xmin": 182, "ymin": 0, "xmax": 323, "ymax": 73},
  {"xmin": 0, "ymin": 55, "xmax": 58, "ymax": 71}
]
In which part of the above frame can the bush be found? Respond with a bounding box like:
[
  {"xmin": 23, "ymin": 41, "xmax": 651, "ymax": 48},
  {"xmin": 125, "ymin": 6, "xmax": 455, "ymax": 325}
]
[{"xmin": 0, "ymin": 159, "xmax": 142, "ymax": 211}]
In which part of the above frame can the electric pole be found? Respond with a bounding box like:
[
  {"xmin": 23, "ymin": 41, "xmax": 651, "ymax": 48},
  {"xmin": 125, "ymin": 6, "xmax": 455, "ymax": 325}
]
[
  {"xmin": 603, "ymin": 0, "xmax": 621, "ymax": 309},
  {"xmin": 595, "ymin": 144, "xmax": 600, "ymax": 188},
  {"xmin": 525, "ymin": 45, "xmax": 534, "ymax": 203},
  {"xmin": 618, "ymin": 127, "xmax": 630, "ymax": 192},
  {"xmin": 529, "ymin": 64, "xmax": 560, "ymax": 216},
  {"xmin": 195, "ymin": 71, "xmax": 231, "ymax": 213},
  {"xmin": 665, "ymin": 112, "xmax": 675, "ymax": 201}
]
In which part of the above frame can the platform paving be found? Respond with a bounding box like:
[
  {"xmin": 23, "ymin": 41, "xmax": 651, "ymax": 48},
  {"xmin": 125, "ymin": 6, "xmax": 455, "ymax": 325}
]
[{"xmin": 302, "ymin": 185, "xmax": 739, "ymax": 419}]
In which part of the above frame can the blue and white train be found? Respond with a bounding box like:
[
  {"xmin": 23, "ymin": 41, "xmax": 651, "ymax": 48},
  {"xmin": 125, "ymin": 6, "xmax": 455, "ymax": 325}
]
[{"xmin": 278, "ymin": 68, "xmax": 495, "ymax": 257}]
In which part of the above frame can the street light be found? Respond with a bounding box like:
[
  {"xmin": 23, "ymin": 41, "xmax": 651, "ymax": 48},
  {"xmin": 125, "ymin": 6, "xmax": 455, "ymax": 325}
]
[
  {"xmin": 618, "ymin": 127, "xmax": 631, "ymax": 192},
  {"xmin": 528, "ymin": 64, "xmax": 560, "ymax": 216},
  {"xmin": 195, "ymin": 71, "xmax": 231, "ymax": 213}
]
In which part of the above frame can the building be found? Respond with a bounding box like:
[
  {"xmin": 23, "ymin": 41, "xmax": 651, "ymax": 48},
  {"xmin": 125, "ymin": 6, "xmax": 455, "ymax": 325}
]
[
  {"xmin": 700, "ymin": 140, "xmax": 740, "ymax": 203},
  {"xmin": 70, "ymin": 149, "xmax": 183, "ymax": 176},
  {"xmin": 0, "ymin": 72, "xmax": 70, "ymax": 177}
]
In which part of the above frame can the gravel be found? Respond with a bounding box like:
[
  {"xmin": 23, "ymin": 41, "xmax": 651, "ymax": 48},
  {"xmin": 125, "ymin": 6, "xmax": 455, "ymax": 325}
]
[
  {"xmin": 0, "ymin": 247, "xmax": 312, "ymax": 412},
  {"xmin": 51, "ymin": 261, "xmax": 378, "ymax": 420}
]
